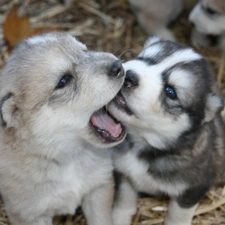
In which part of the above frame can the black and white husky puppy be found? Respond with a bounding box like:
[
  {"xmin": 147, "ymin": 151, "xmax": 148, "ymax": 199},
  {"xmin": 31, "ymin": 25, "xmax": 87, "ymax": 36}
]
[{"xmin": 108, "ymin": 36, "xmax": 225, "ymax": 225}]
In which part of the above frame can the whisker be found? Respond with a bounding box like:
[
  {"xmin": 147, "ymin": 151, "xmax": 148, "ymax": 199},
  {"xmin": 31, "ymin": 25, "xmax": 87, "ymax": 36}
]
[{"xmin": 117, "ymin": 48, "xmax": 132, "ymax": 60}]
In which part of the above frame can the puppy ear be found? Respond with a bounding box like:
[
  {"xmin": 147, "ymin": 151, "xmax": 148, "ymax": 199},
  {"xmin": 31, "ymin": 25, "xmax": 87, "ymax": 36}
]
[
  {"xmin": 204, "ymin": 93, "xmax": 224, "ymax": 123},
  {"xmin": 0, "ymin": 93, "xmax": 20, "ymax": 128},
  {"xmin": 144, "ymin": 36, "xmax": 161, "ymax": 49}
]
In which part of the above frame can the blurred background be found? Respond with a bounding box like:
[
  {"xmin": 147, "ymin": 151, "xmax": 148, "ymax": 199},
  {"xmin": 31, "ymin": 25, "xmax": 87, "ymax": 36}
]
[{"xmin": 0, "ymin": 0, "xmax": 225, "ymax": 224}]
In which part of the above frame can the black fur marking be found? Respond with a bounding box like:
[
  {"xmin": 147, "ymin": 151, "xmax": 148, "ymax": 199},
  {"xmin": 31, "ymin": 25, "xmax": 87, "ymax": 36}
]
[
  {"xmin": 138, "ymin": 146, "xmax": 179, "ymax": 161},
  {"xmin": 153, "ymin": 41, "xmax": 187, "ymax": 62},
  {"xmin": 160, "ymin": 60, "xmax": 211, "ymax": 131},
  {"xmin": 0, "ymin": 93, "xmax": 13, "ymax": 127},
  {"xmin": 137, "ymin": 41, "xmax": 188, "ymax": 65},
  {"xmin": 126, "ymin": 133, "xmax": 135, "ymax": 149},
  {"xmin": 177, "ymin": 185, "xmax": 210, "ymax": 208},
  {"xmin": 137, "ymin": 118, "xmax": 218, "ymax": 184},
  {"xmin": 136, "ymin": 57, "xmax": 157, "ymax": 65}
]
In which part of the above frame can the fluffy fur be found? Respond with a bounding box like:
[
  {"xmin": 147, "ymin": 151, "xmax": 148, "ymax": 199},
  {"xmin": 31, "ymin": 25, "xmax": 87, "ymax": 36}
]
[
  {"xmin": 189, "ymin": 0, "xmax": 225, "ymax": 49},
  {"xmin": 128, "ymin": 0, "xmax": 197, "ymax": 41},
  {"xmin": 108, "ymin": 36, "xmax": 225, "ymax": 225},
  {"xmin": 0, "ymin": 32, "xmax": 126, "ymax": 225}
]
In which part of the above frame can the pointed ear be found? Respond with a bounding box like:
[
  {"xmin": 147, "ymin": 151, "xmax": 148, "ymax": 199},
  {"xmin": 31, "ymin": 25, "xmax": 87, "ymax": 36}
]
[
  {"xmin": 204, "ymin": 93, "xmax": 224, "ymax": 123},
  {"xmin": 0, "ymin": 93, "xmax": 20, "ymax": 128},
  {"xmin": 144, "ymin": 36, "xmax": 161, "ymax": 49}
]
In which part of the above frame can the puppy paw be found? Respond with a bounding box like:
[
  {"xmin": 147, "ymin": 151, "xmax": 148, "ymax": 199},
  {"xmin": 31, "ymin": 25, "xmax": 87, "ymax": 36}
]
[{"xmin": 112, "ymin": 207, "xmax": 136, "ymax": 225}]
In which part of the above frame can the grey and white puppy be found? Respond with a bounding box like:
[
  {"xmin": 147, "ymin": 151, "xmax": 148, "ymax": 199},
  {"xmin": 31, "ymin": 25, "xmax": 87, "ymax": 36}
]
[
  {"xmin": 189, "ymin": 0, "xmax": 225, "ymax": 49},
  {"xmin": 128, "ymin": 0, "xmax": 197, "ymax": 41},
  {"xmin": 108, "ymin": 36, "xmax": 225, "ymax": 225},
  {"xmin": 0, "ymin": 32, "xmax": 126, "ymax": 225}
]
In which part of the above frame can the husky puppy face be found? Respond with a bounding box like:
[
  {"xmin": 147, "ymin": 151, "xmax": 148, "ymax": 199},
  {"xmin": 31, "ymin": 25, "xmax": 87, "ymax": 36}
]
[
  {"xmin": 108, "ymin": 36, "xmax": 223, "ymax": 149},
  {"xmin": 189, "ymin": 0, "xmax": 225, "ymax": 35},
  {"xmin": 0, "ymin": 32, "xmax": 126, "ymax": 151}
]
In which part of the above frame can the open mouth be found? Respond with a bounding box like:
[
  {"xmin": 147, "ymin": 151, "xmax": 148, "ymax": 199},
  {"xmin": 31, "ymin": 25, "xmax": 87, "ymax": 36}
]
[
  {"xmin": 90, "ymin": 107, "xmax": 126, "ymax": 143},
  {"xmin": 113, "ymin": 91, "xmax": 133, "ymax": 116}
]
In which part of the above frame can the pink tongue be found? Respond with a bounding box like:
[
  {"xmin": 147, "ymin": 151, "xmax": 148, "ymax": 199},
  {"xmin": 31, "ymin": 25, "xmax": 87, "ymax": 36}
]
[{"xmin": 90, "ymin": 109, "xmax": 122, "ymax": 138}]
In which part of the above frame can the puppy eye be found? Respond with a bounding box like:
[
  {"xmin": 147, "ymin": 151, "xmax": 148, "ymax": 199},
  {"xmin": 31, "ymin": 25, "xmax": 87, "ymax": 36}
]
[
  {"xmin": 56, "ymin": 75, "xmax": 72, "ymax": 89},
  {"xmin": 165, "ymin": 86, "xmax": 177, "ymax": 100},
  {"xmin": 202, "ymin": 5, "xmax": 218, "ymax": 16},
  {"xmin": 206, "ymin": 7, "xmax": 217, "ymax": 15}
]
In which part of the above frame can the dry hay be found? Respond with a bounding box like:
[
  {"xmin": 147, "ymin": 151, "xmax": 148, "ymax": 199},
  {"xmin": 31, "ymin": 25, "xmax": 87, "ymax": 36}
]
[{"xmin": 0, "ymin": 0, "xmax": 225, "ymax": 224}]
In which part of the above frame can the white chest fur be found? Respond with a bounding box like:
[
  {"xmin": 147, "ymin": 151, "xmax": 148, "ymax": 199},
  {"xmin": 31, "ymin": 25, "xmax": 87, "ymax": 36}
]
[{"xmin": 0, "ymin": 147, "xmax": 113, "ymax": 221}]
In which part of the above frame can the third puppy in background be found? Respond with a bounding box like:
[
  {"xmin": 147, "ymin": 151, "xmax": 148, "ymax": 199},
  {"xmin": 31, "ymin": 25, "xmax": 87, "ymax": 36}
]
[
  {"xmin": 189, "ymin": 0, "xmax": 225, "ymax": 49},
  {"xmin": 128, "ymin": 0, "xmax": 197, "ymax": 41}
]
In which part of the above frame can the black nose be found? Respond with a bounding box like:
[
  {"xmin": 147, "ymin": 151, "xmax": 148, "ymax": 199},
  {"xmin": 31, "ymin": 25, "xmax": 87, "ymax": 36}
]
[
  {"xmin": 124, "ymin": 70, "xmax": 139, "ymax": 88},
  {"xmin": 109, "ymin": 60, "xmax": 124, "ymax": 77}
]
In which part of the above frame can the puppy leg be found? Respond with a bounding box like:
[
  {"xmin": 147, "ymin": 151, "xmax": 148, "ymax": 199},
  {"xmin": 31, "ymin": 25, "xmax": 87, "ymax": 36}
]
[
  {"xmin": 165, "ymin": 186, "xmax": 208, "ymax": 225},
  {"xmin": 113, "ymin": 175, "xmax": 138, "ymax": 225},
  {"xmin": 8, "ymin": 214, "xmax": 52, "ymax": 225},
  {"xmin": 164, "ymin": 199, "xmax": 197, "ymax": 225},
  {"xmin": 82, "ymin": 180, "xmax": 114, "ymax": 225}
]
